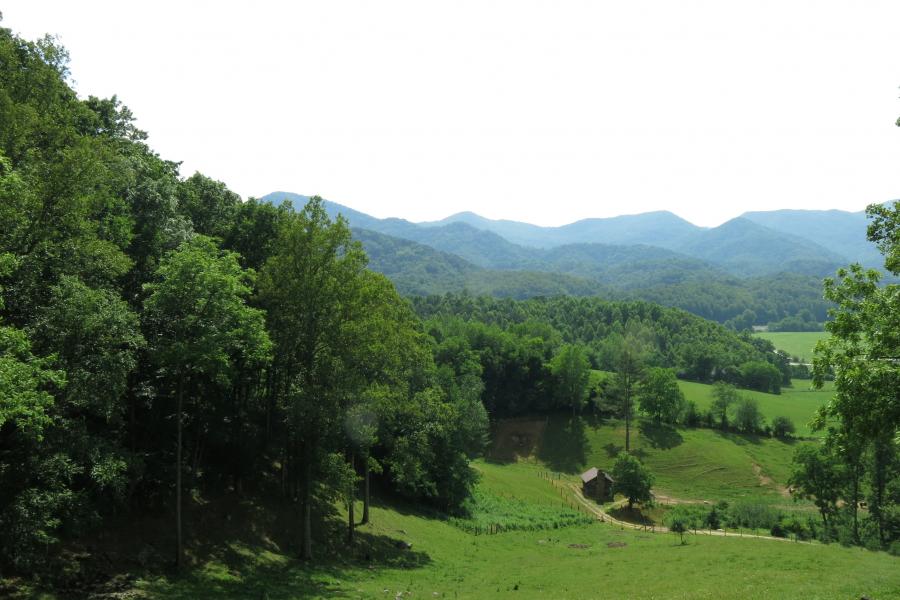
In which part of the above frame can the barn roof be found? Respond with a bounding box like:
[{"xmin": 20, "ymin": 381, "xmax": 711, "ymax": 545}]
[{"xmin": 581, "ymin": 467, "xmax": 614, "ymax": 484}]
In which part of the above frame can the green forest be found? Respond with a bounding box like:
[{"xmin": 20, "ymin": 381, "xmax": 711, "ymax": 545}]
[{"xmin": 1, "ymin": 20, "xmax": 898, "ymax": 599}]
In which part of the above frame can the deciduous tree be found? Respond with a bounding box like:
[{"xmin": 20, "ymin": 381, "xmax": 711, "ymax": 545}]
[
  {"xmin": 638, "ymin": 367, "xmax": 684, "ymax": 424},
  {"xmin": 611, "ymin": 453, "xmax": 654, "ymax": 510}
]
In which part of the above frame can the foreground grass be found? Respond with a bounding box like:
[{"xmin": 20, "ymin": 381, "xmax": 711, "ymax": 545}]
[
  {"xmin": 17, "ymin": 440, "xmax": 897, "ymax": 599},
  {"xmin": 136, "ymin": 495, "xmax": 899, "ymax": 599},
  {"xmin": 755, "ymin": 331, "xmax": 829, "ymax": 363}
]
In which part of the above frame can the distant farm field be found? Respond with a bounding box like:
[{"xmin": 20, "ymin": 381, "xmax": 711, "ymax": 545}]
[
  {"xmin": 563, "ymin": 419, "xmax": 807, "ymax": 505},
  {"xmin": 755, "ymin": 331, "xmax": 829, "ymax": 363},
  {"xmin": 678, "ymin": 380, "xmax": 833, "ymax": 437}
]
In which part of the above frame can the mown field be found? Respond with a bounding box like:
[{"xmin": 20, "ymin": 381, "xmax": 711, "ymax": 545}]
[
  {"xmin": 755, "ymin": 331, "xmax": 829, "ymax": 363},
  {"xmin": 131, "ymin": 459, "xmax": 899, "ymax": 600}
]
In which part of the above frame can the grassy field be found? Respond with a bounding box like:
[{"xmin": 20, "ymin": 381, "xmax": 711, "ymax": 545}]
[
  {"xmin": 12, "ymin": 381, "xmax": 886, "ymax": 600},
  {"xmin": 129, "ymin": 460, "xmax": 899, "ymax": 600},
  {"xmin": 755, "ymin": 331, "xmax": 829, "ymax": 363},
  {"xmin": 678, "ymin": 380, "xmax": 833, "ymax": 437}
]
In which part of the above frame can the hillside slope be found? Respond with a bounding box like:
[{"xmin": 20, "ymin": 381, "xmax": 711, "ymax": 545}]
[{"xmin": 674, "ymin": 217, "xmax": 846, "ymax": 276}]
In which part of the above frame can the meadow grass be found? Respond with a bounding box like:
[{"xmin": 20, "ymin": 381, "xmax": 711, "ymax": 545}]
[
  {"xmin": 755, "ymin": 331, "xmax": 829, "ymax": 363},
  {"xmin": 448, "ymin": 488, "xmax": 592, "ymax": 534}
]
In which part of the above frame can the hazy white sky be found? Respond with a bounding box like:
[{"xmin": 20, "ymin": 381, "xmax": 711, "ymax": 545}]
[{"xmin": 4, "ymin": 1, "xmax": 900, "ymax": 226}]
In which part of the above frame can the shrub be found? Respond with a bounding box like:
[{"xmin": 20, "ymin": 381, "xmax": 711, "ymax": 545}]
[
  {"xmin": 733, "ymin": 398, "xmax": 764, "ymax": 434},
  {"xmin": 681, "ymin": 400, "xmax": 701, "ymax": 427},
  {"xmin": 727, "ymin": 502, "xmax": 781, "ymax": 530},
  {"xmin": 670, "ymin": 518, "xmax": 688, "ymax": 544},
  {"xmin": 771, "ymin": 416, "xmax": 796, "ymax": 438},
  {"xmin": 739, "ymin": 360, "xmax": 782, "ymax": 394}
]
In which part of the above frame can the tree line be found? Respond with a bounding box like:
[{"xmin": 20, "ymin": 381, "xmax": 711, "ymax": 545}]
[{"xmin": 790, "ymin": 201, "xmax": 900, "ymax": 551}]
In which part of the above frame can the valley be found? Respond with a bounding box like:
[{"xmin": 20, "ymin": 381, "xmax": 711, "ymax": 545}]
[{"xmin": 2, "ymin": 14, "xmax": 899, "ymax": 600}]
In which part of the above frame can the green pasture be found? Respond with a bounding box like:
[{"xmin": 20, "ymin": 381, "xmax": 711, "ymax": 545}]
[
  {"xmin": 539, "ymin": 418, "xmax": 809, "ymax": 506},
  {"xmin": 678, "ymin": 380, "xmax": 832, "ymax": 437},
  {"xmin": 755, "ymin": 331, "xmax": 829, "ymax": 363}
]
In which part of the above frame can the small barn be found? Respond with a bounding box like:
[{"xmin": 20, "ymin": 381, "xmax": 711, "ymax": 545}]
[{"xmin": 581, "ymin": 467, "xmax": 614, "ymax": 502}]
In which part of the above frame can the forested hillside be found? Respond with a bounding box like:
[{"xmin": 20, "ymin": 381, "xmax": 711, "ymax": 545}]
[
  {"xmin": 0, "ymin": 26, "xmax": 489, "ymax": 575},
  {"xmin": 356, "ymin": 228, "xmax": 610, "ymax": 298},
  {"xmin": 412, "ymin": 294, "xmax": 789, "ymax": 397}
]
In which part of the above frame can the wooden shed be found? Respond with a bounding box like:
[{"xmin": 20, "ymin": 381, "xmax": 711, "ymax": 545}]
[{"xmin": 581, "ymin": 467, "xmax": 614, "ymax": 502}]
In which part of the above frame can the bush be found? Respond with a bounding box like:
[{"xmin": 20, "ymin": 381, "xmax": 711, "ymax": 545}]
[
  {"xmin": 681, "ymin": 400, "xmax": 701, "ymax": 427},
  {"xmin": 670, "ymin": 518, "xmax": 688, "ymax": 544},
  {"xmin": 771, "ymin": 416, "xmax": 796, "ymax": 438},
  {"xmin": 734, "ymin": 398, "xmax": 764, "ymax": 434},
  {"xmin": 726, "ymin": 502, "xmax": 781, "ymax": 530},
  {"xmin": 665, "ymin": 504, "xmax": 707, "ymax": 531},
  {"xmin": 739, "ymin": 360, "xmax": 782, "ymax": 394}
]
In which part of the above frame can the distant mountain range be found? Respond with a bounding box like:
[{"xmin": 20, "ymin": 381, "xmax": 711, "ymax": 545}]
[
  {"xmin": 259, "ymin": 191, "xmax": 885, "ymax": 277},
  {"xmin": 257, "ymin": 191, "xmax": 894, "ymax": 325}
]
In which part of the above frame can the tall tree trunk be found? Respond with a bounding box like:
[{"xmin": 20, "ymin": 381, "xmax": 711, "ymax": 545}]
[
  {"xmin": 849, "ymin": 455, "xmax": 861, "ymax": 544},
  {"xmin": 871, "ymin": 433, "xmax": 890, "ymax": 547},
  {"xmin": 301, "ymin": 440, "xmax": 313, "ymax": 560},
  {"xmin": 361, "ymin": 457, "xmax": 370, "ymax": 525},
  {"xmin": 347, "ymin": 452, "xmax": 355, "ymax": 544},
  {"xmin": 624, "ymin": 381, "xmax": 631, "ymax": 453},
  {"xmin": 175, "ymin": 375, "xmax": 184, "ymax": 570}
]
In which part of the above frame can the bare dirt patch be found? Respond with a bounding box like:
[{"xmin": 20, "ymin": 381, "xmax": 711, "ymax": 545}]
[{"xmin": 752, "ymin": 463, "xmax": 791, "ymax": 498}]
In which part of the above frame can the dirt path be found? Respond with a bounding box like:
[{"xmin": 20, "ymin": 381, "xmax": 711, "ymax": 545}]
[
  {"xmin": 752, "ymin": 463, "xmax": 792, "ymax": 498},
  {"xmin": 548, "ymin": 478, "xmax": 808, "ymax": 544}
]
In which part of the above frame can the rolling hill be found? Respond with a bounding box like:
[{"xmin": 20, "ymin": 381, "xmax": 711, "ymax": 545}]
[
  {"xmin": 354, "ymin": 228, "xmax": 610, "ymax": 298},
  {"xmin": 675, "ymin": 217, "xmax": 847, "ymax": 277},
  {"xmin": 741, "ymin": 207, "xmax": 887, "ymax": 269}
]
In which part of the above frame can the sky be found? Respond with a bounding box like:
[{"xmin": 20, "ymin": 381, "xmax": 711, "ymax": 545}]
[{"xmin": 4, "ymin": 1, "xmax": 900, "ymax": 227}]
